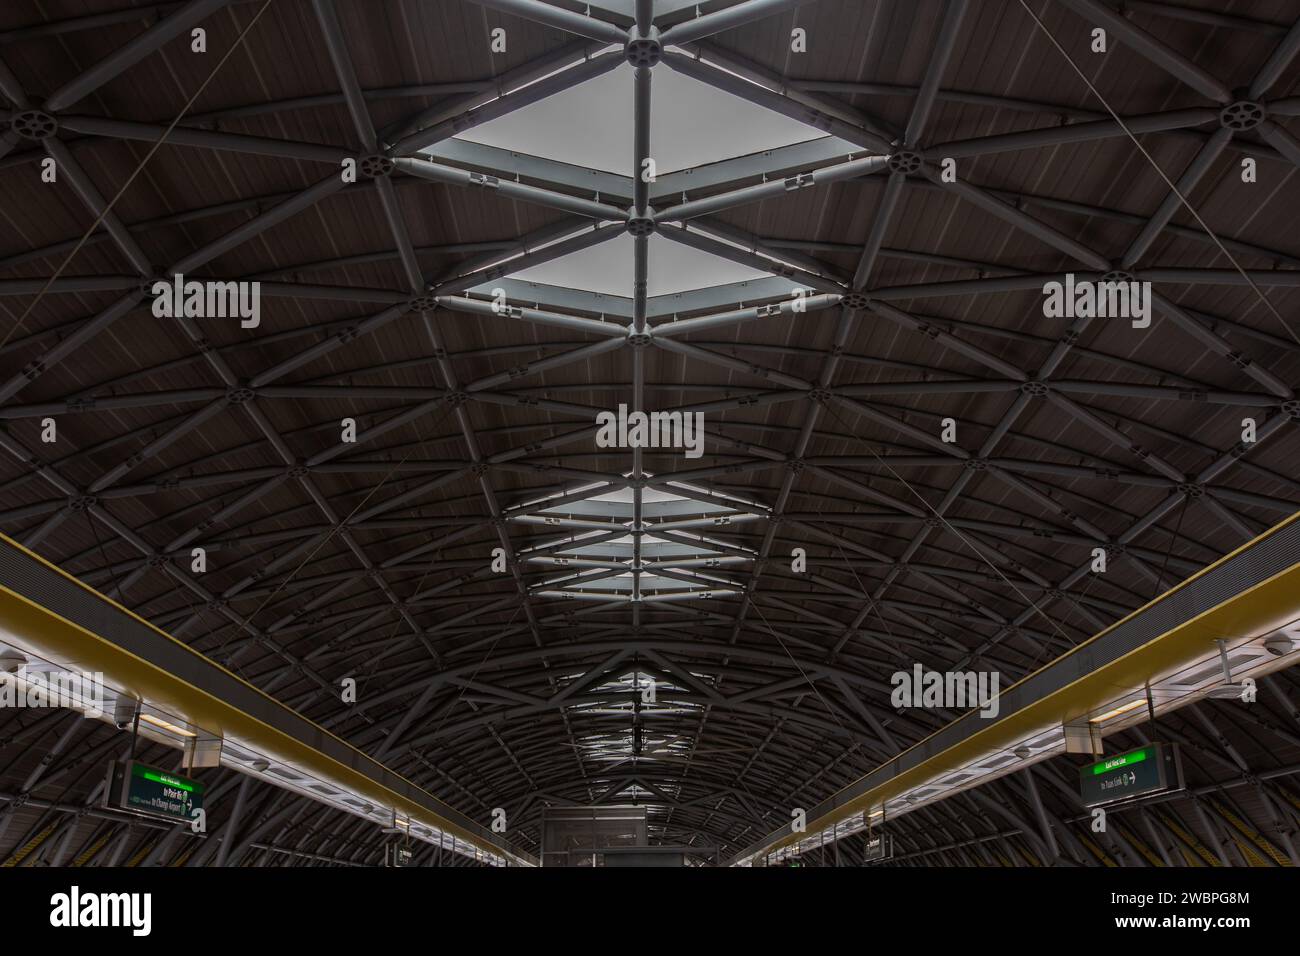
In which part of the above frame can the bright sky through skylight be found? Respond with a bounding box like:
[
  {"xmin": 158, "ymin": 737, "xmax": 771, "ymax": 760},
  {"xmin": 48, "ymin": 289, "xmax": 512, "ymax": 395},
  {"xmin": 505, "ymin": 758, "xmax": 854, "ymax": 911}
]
[
  {"xmin": 507, "ymin": 232, "xmax": 772, "ymax": 296},
  {"xmin": 521, "ymin": 476, "xmax": 760, "ymax": 598},
  {"xmin": 457, "ymin": 60, "xmax": 829, "ymax": 175}
]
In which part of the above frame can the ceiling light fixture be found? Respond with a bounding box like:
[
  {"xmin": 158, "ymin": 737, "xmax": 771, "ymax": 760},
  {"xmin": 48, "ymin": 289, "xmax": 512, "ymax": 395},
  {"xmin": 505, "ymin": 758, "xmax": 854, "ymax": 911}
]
[
  {"xmin": 1088, "ymin": 699, "xmax": 1147, "ymax": 724},
  {"xmin": 138, "ymin": 712, "xmax": 197, "ymax": 737}
]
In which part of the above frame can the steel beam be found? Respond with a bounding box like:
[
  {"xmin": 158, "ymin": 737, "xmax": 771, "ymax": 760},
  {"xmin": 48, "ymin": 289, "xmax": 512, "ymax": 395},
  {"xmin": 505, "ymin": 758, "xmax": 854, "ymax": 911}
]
[
  {"xmin": 45, "ymin": 0, "xmax": 232, "ymax": 112},
  {"xmin": 906, "ymin": 0, "xmax": 969, "ymax": 147},
  {"xmin": 660, "ymin": 50, "xmax": 894, "ymax": 154},
  {"xmin": 655, "ymin": 154, "xmax": 887, "ymax": 221},
  {"xmin": 465, "ymin": 0, "xmax": 629, "ymax": 44},
  {"xmin": 1052, "ymin": 0, "xmax": 1233, "ymax": 103},
  {"xmin": 393, "ymin": 156, "xmax": 627, "ymax": 220},
  {"xmin": 659, "ymin": 0, "xmax": 817, "ymax": 46},
  {"xmin": 389, "ymin": 52, "xmax": 622, "ymax": 155}
]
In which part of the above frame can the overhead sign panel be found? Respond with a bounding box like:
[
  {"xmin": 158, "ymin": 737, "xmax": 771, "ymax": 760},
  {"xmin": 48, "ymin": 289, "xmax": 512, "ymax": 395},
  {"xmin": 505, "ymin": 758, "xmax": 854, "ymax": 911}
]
[
  {"xmin": 106, "ymin": 760, "xmax": 205, "ymax": 824},
  {"xmin": 386, "ymin": 844, "xmax": 413, "ymax": 868},
  {"xmin": 1079, "ymin": 743, "xmax": 1184, "ymax": 807},
  {"xmin": 862, "ymin": 833, "xmax": 894, "ymax": 862}
]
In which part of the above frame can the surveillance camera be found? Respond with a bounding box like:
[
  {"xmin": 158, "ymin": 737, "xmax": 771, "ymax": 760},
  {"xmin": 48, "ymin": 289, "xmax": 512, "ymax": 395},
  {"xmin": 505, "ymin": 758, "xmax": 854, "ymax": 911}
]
[
  {"xmin": 112, "ymin": 696, "xmax": 140, "ymax": 730},
  {"xmin": 1264, "ymin": 634, "xmax": 1294, "ymax": 657}
]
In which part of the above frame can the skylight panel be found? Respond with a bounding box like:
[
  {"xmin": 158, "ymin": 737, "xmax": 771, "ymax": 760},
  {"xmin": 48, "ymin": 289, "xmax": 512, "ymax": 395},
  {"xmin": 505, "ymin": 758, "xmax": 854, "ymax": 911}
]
[
  {"xmin": 505, "ymin": 232, "xmax": 773, "ymax": 297},
  {"xmin": 453, "ymin": 61, "xmax": 830, "ymax": 175}
]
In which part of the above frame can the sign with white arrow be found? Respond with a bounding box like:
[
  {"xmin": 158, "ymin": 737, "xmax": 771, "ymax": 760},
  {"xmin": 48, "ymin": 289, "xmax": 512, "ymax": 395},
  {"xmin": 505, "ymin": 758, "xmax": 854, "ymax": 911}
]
[{"xmin": 1079, "ymin": 743, "xmax": 1184, "ymax": 807}]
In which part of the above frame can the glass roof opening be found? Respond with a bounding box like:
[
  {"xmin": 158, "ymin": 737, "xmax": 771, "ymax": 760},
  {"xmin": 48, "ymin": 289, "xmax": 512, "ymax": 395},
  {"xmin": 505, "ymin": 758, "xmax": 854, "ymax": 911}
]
[
  {"xmin": 506, "ymin": 231, "xmax": 775, "ymax": 297},
  {"xmin": 453, "ymin": 59, "xmax": 831, "ymax": 175},
  {"xmin": 516, "ymin": 478, "xmax": 764, "ymax": 603}
]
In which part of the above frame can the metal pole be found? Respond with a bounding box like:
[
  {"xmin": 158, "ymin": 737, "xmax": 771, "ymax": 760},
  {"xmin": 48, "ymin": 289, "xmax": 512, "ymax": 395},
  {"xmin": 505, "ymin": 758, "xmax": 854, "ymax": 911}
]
[
  {"xmin": 659, "ymin": 0, "xmax": 816, "ymax": 47},
  {"xmin": 45, "ymin": 0, "xmax": 232, "ymax": 111},
  {"xmin": 465, "ymin": 0, "xmax": 627, "ymax": 44}
]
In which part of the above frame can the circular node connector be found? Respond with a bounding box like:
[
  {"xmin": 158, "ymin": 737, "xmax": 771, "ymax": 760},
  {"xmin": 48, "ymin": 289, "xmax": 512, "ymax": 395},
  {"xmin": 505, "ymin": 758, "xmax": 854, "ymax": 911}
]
[
  {"xmin": 1020, "ymin": 380, "xmax": 1048, "ymax": 397},
  {"xmin": 147, "ymin": 554, "xmax": 168, "ymax": 569},
  {"xmin": 626, "ymin": 214, "xmax": 656, "ymax": 237},
  {"xmin": 359, "ymin": 154, "xmax": 395, "ymax": 178},
  {"xmin": 964, "ymin": 457, "xmax": 987, "ymax": 471},
  {"xmin": 624, "ymin": 28, "xmax": 662, "ymax": 68},
  {"xmin": 1219, "ymin": 100, "xmax": 1265, "ymax": 131},
  {"xmin": 807, "ymin": 387, "xmax": 831, "ymax": 404},
  {"xmin": 225, "ymin": 385, "xmax": 255, "ymax": 405},
  {"xmin": 1100, "ymin": 269, "xmax": 1135, "ymax": 283},
  {"xmin": 447, "ymin": 390, "xmax": 469, "ymax": 407},
  {"xmin": 627, "ymin": 330, "xmax": 653, "ymax": 348},
  {"xmin": 785, "ymin": 457, "xmax": 806, "ymax": 474},
  {"xmin": 840, "ymin": 292, "xmax": 870, "ymax": 312},
  {"xmin": 886, "ymin": 150, "xmax": 922, "ymax": 175},
  {"xmin": 286, "ymin": 463, "xmax": 309, "ymax": 479},
  {"xmin": 68, "ymin": 494, "xmax": 98, "ymax": 513},
  {"xmin": 407, "ymin": 293, "xmax": 437, "ymax": 313},
  {"xmin": 1177, "ymin": 482, "xmax": 1205, "ymax": 499},
  {"xmin": 12, "ymin": 110, "xmax": 57, "ymax": 141},
  {"xmin": 1282, "ymin": 399, "xmax": 1300, "ymax": 421}
]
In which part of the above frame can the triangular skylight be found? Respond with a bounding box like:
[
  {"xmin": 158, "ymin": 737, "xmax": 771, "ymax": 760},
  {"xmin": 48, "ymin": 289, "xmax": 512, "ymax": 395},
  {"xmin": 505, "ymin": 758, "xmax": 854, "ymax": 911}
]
[
  {"xmin": 568, "ymin": 671, "xmax": 701, "ymax": 768},
  {"xmin": 514, "ymin": 478, "xmax": 764, "ymax": 603},
  {"xmin": 454, "ymin": 60, "xmax": 829, "ymax": 174},
  {"xmin": 504, "ymin": 232, "xmax": 774, "ymax": 297}
]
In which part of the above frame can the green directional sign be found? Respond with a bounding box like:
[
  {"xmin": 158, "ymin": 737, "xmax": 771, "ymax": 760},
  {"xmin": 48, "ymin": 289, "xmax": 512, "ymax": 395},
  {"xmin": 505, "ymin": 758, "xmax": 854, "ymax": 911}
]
[
  {"xmin": 108, "ymin": 760, "xmax": 205, "ymax": 823},
  {"xmin": 1079, "ymin": 743, "xmax": 1183, "ymax": 808},
  {"xmin": 1092, "ymin": 748, "xmax": 1149, "ymax": 775}
]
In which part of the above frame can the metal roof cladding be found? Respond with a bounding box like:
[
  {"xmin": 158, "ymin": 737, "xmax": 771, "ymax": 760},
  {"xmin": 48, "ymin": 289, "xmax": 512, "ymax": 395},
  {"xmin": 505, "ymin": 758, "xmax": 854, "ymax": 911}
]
[{"xmin": 0, "ymin": 0, "xmax": 1297, "ymax": 866}]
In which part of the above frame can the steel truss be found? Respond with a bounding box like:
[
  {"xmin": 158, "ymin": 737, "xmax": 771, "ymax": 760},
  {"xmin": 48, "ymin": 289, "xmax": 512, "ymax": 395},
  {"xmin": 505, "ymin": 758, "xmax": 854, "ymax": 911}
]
[{"xmin": 0, "ymin": 0, "xmax": 1298, "ymax": 866}]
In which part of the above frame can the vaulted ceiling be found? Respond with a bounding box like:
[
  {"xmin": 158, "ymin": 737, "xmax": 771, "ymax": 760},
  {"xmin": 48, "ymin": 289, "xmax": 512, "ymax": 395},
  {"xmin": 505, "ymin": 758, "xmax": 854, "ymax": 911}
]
[{"xmin": 1, "ymin": 0, "xmax": 1298, "ymax": 867}]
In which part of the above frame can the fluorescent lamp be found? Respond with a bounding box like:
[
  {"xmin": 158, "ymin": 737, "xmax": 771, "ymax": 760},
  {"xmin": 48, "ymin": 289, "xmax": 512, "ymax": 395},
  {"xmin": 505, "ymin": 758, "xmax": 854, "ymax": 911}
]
[
  {"xmin": 1088, "ymin": 699, "xmax": 1146, "ymax": 723},
  {"xmin": 139, "ymin": 712, "xmax": 197, "ymax": 737}
]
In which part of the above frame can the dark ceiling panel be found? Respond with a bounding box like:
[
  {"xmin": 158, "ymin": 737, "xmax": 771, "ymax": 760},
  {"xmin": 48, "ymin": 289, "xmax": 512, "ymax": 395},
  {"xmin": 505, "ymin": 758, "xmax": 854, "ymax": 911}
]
[{"xmin": 0, "ymin": 0, "xmax": 1296, "ymax": 869}]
